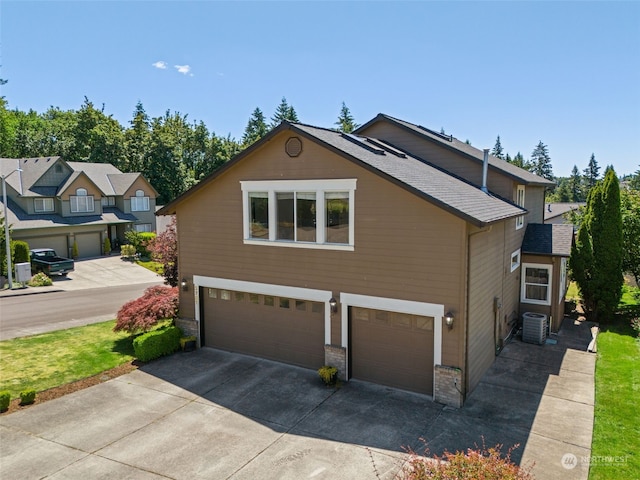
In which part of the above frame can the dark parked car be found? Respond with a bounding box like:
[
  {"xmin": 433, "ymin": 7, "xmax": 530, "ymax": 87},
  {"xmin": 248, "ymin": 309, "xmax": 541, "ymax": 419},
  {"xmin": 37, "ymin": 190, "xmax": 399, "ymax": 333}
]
[{"xmin": 30, "ymin": 249, "xmax": 75, "ymax": 277}]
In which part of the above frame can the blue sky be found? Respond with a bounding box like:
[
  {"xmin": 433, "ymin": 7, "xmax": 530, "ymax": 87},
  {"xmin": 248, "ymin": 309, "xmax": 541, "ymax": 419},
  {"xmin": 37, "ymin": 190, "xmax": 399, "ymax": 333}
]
[{"xmin": 1, "ymin": 1, "xmax": 639, "ymax": 177}]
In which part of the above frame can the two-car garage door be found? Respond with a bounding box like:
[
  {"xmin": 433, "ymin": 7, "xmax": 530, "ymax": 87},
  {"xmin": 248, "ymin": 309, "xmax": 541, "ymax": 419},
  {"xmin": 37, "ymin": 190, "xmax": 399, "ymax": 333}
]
[{"xmin": 202, "ymin": 287, "xmax": 325, "ymax": 369}]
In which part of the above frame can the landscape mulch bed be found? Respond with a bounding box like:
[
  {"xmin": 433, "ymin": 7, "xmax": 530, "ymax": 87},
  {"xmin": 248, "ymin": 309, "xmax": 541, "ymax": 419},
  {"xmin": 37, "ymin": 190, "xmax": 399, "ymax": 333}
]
[{"xmin": 1, "ymin": 361, "xmax": 139, "ymax": 415}]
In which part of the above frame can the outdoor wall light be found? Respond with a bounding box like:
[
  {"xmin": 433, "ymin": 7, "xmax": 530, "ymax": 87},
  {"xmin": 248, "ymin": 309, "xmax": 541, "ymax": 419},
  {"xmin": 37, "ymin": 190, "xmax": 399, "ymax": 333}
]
[
  {"xmin": 329, "ymin": 297, "xmax": 338, "ymax": 314},
  {"xmin": 444, "ymin": 311, "xmax": 454, "ymax": 330},
  {"xmin": 181, "ymin": 278, "xmax": 188, "ymax": 291}
]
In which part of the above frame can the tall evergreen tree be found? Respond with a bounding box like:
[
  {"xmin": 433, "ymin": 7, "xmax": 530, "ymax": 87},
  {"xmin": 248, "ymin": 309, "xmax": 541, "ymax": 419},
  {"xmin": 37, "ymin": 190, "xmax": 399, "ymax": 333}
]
[
  {"xmin": 334, "ymin": 102, "xmax": 358, "ymax": 133},
  {"xmin": 529, "ymin": 141, "xmax": 553, "ymax": 180},
  {"xmin": 270, "ymin": 97, "xmax": 298, "ymax": 127},
  {"xmin": 570, "ymin": 169, "xmax": 623, "ymax": 321},
  {"xmin": 568, "ymin": 165, "xmax": 584, "ymax": 202},
  {"xmin": 242, "ymin": 107, "xmax": 268, "ymax": 146},
  {"xmin": 508, "ymin": 152, "xmax": 529, "ymax": 170},
  {"xmin": 583, "ymin": 153, "xmax": 600, "ymax": 191},
  {"xmin": 491, "ymin": 135, "xmax": 504, "ymax": 159}
]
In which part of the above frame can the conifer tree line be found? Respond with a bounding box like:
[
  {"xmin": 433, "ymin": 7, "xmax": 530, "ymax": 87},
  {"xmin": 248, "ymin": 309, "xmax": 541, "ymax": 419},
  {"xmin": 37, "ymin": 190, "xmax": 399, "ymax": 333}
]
[{"xmin": 0, "ymin": 94, "xmax": 358, "ymax": 204}]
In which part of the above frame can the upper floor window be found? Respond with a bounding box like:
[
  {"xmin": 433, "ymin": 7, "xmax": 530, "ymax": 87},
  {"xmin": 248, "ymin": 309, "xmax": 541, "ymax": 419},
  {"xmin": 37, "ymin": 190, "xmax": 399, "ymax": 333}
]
[
  {"xmin": 131, "ymin": 190, "xmax": 150, "ymax": 211},
  {"xmin": 241, "ymin": 179, "xmax": 356, "ymax": 251},
  {"xmin": 101, "ymin": 196, "xmax": 116, "ymax": 207},
  {"xmin": 34, "ymin": 197, "xmax": 54, "ymax": 213},
  {"xmin": 515, "ymin": 185, "xmax": 525, "ymax": 230},
  {"xmin": 134, "ymin": 223, "xmax": 152, "ymax": 233},
  {"xmin": 70, "ymin": 188, "xmax": 94, "ymax": 213},
  {"xmin": 521, "ymin": 263, "xmax": 552, "ymax": 305}
]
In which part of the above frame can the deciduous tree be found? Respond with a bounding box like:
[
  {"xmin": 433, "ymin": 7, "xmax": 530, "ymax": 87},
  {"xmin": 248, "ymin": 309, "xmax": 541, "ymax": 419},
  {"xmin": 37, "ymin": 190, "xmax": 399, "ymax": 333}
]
[
  {"xmin": 148, "ymin": 216, "xmax": 178, "ymax": 287},
  {"xmin": 114, "ymin": 285, "xmax": 179, "ymax": 334},
  {"xmin": 621, "ymin": 188, "xmax": 640, "ymax": 285}
]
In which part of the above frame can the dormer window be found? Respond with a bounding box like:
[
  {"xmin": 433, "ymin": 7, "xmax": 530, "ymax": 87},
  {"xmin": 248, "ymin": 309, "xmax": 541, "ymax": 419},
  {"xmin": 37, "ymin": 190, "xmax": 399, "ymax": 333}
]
[
  {"xmin": 70, "ymin": 188, "xmax": 95, "ymax": 213},
  {"xmin": 131, "ymin": 189, "xmax": 150, "ymax": 211},
  {"xmin": 34, "ymin": 198, "xmax": 54, "ymax": 213}
]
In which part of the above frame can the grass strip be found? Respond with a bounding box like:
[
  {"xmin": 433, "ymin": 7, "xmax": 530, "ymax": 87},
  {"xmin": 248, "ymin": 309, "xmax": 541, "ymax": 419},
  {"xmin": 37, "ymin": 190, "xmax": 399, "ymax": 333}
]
[
  {"xmin": 0, "ymin": 320, "xmax": 134, "ymax": 399},
  {"xmin": 589, "ymin": 317, "xmax": 639, "ymax": 479}
]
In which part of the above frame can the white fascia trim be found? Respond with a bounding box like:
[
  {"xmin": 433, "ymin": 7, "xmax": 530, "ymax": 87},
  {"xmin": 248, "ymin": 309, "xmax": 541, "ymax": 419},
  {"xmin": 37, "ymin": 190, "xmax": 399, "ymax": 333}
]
[
  {"xmin": 243, "ymin": 239, "xmax": 354, "ymax": 251},
  {"xmin": 339, "ymin": 292, "xmax": 445, "ymax": 391},
  {"xmin": 193, "ymin": 275, "xmax": 334, "ymax": 345}
]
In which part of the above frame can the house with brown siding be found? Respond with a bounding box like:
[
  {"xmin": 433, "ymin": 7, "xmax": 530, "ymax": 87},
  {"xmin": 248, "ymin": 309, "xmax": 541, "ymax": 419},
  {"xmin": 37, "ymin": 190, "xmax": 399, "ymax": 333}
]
[
  {"xmin": 157, "ymin": 114, "xmax": 570, "ymax": 406},
  {"xmin": 1, "ymin": 157, "xmax": 158, "ymax": 258}
]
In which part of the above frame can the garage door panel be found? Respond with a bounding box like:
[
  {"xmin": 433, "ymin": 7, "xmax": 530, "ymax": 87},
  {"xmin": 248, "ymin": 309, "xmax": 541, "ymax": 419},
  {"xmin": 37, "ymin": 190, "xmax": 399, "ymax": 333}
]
[
  {"xmin": 75, "ymin": 233, "xmax": 101, "ymax": 258},
  {"xmin": 351, "ymin": 307, "xmax": 434, "ymax": 395},
  {"xmin": 203, "ymin": 289, "xmax": 324, "ymax": 369},
  {"xmin": 24, "ymin": 236, "xmax": 68, "ymax": 257}
]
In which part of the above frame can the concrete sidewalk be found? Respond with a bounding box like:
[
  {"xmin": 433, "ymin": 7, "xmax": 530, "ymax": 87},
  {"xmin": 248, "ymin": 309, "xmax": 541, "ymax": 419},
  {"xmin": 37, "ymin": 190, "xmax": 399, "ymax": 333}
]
[{"xmin": 0, "ymin": 317, "xmax": 596, "ymax": 479}]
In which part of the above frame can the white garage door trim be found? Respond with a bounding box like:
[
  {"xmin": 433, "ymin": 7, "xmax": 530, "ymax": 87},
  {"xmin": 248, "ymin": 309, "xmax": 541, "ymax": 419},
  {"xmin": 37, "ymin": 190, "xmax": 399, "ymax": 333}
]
[
  {"xmin": 339, "ymin": 292, "xmax": 444, "ymax": 395},
  {"xmin": 193, "ymin": 275, "xmax": 334, "ymax": 344}
]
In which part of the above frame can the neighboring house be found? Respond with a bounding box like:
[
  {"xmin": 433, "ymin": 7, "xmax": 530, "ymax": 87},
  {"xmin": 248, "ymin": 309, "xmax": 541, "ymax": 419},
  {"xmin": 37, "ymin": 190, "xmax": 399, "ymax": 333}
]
[
  {"xmin": 157, "ymin": 114, "xmax": 572, "ymax": 406},
  {"xmin": 0, "ymin": 157, "xmax": 158, "ymax": 259},
  {"xmin": 544, "ymin": 202, "xmax": 585, "ymax": 225}
]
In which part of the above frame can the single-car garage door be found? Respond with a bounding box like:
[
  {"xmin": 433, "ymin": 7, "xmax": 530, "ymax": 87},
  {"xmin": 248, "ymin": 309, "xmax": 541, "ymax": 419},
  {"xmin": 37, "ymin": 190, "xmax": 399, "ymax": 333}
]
[
  {"xmin": 75, "ymin": 233, "xmax": 101, "ymax": 258},
  {"xmin": 202, "ymin": 287, "xmax": 325, "ymax": 369},
  {"xmin": 24, "ymin": 236, "xmax": 69, "ymax": 258},
  {"xmin": 350, "ymin": 306, "xmax": 434, "ymax": 395}
]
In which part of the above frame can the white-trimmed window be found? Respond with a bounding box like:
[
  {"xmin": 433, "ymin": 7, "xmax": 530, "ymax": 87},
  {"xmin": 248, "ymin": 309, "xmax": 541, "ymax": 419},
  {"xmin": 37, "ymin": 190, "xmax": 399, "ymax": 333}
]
[
  {"xmin": 515, "ymin": 185, "xmax": 525, "ymax": 230},
  {"xmin": 559, "ymin": 257, "xmax": 568, "ymax": 303},
  {"xmin": 241, "ymin": 179, "xmax": 356, "ymax": 250},
  {"xmin": 101, "ymin": 196, "xmax": 116, "ymax": 207},
  {"xmin": 131, "ymin": 190, "xmax": 150, "ymax": 212},
  {"xmin": 510, "ymin": 249, "xmax": 521, "ymax": 272},
  {"xmin": 70, "ymin": 188, "xmax": 94, "ymax": 213},
  {"xmin": 34, "ymin": 197, "xmax": 54, "ymax": 213},
  {"xmin": 134, "ymin": 223, "xmax": 152, "ymax": 233},
  {"xmin": 521, "ymin": 263, "xmax": 552, "ymax": 305}
]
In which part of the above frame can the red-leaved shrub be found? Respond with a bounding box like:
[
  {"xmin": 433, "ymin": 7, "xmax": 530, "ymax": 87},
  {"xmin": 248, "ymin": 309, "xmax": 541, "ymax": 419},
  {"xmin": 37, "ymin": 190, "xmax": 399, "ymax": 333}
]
[
  {"xmin": 114, "ymin": 285, "xmax": 179, "ymax": 334},
  {"xmin": 402, "ymin": 440, "xmax": 534, "ymax": 480}
]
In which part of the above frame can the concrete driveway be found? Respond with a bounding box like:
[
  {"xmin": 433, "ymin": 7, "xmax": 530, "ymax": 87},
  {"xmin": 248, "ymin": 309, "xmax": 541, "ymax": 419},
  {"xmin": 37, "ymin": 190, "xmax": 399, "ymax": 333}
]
[{"xmin": 0, "ymin": 318, "xmax": 595, "ymax": 479}]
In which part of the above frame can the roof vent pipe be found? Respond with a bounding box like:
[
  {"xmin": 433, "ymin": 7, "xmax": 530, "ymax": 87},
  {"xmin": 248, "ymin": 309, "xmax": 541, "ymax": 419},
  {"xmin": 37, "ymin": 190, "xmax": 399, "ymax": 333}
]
[{"xmin": 481, "ymin": 149, "xmax": 489, "ymax": 193}]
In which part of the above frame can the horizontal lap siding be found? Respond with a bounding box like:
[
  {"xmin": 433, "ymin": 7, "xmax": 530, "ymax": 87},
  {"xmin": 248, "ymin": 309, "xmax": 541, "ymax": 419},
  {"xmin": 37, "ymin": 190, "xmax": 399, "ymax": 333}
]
[
  {"xmin": 467, "ymin": 223, "xmax": 505, "ymax": 391},
  {"xmin": 177, "ymin": 133, "xmax": 467, "ymax": 369}
]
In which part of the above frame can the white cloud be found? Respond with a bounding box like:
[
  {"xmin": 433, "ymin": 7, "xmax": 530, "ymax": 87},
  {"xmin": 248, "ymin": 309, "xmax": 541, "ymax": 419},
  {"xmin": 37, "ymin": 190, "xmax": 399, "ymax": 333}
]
[
  {"xmin": 174, "ymin": 64, "xmax": 191, "ymax": 75},
  {"xmin": 152, "ymin": 61, "xmax": 167, "ymax": 69}
]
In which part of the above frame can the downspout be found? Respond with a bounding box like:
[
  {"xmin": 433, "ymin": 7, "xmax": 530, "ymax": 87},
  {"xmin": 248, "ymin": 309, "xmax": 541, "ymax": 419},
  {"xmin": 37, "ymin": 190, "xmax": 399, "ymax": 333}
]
[{"xmin": 481, "ymin": 149, "xmax": 489, "ymax": 193}]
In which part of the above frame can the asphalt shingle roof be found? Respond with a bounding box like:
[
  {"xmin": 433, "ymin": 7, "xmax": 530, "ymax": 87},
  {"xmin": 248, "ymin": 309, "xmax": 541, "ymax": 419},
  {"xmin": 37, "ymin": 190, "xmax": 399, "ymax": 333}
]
[
  {"xmin": 521, "ymin": 223, "xmax": 574, "ymax": 256},
  {"xmin": 356, "ymin": 114, "xmax": 556, "ymax": 187},
  {"xmin": 292, "ymin": 123, "xmax": 525, "ymax": 226}
]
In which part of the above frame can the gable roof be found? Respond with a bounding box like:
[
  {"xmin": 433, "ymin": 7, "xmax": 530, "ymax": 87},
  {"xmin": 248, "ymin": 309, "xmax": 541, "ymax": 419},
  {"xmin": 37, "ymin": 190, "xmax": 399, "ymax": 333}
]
[
  {"xmin": 544, "ymin": 202, "xmax": 585, "ymax": 222},
  {"xmin": 0, "ymin": 157, "xmax": 158, "ymax": 198},
  {"xmin": 521, "ymin": 223, "xmax": 574, "ymax": 256},
  {"xmin": 158, "ymin": 121, "xmax": 526, "ymax": 227},
  {"xmin": 355, "ymin": 114, "xmax": 555, "ymax": 187}
]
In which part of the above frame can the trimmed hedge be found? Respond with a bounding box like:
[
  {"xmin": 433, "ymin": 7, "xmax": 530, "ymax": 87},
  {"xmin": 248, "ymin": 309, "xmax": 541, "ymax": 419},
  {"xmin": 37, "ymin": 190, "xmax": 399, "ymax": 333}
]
[
  {"xmin": 19, "ymin": 389, "xmax": 36, "ymax": 406},
  {"xmin": 0, "ymin": 391, "xmax": 10, "ymax": 411},
  {"xmin": 133, "ymin": 326, "xmax": 182, "ymax": 362}
]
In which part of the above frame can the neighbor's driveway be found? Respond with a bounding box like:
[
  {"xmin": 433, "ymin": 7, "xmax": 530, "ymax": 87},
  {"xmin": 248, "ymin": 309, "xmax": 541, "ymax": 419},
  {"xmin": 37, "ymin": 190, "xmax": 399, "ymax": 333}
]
[{"xmin": 0, "ymin": 318, "xmax": 595, "ymax": 480}]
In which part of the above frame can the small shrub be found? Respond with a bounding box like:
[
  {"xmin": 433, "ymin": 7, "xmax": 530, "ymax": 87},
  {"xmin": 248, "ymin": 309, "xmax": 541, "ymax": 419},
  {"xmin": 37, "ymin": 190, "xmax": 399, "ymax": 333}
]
[
  {"xmin": 19, "ymin": 389, "xmax": 36, "ymax": 406},
  {"xmin": 28, "ymin": 272, "xmax": 53, "ymax": 287},
  {"xmin": 103, "ymin": 237, "xmax": 111, "ymax": 255},
  {"xmin": 133, "ymin": 325, "xmax": 182, "ymax": 362},
  {"xmin": 402, "ymin": 441, "xmax": 534, "ymax": 480},
  {"xmin": 114, "ymin": 285, "xmax": 179, "ymax": 334},
  {"xmin": 0, "ymin": 391, "xmax": 10, "ymax": 411},
  {"xmin": 72, "ymin": 241, "xmax": 79, "ymax": 259},
  {"xmin": 121, "ymin": 244, "xmax": 137, "ymax": 259},
  {"xmin": 12, "ymin": 240, "xmax": 30, "ymax": 264},
  {"xmin": 318, "ymin": 365, "xmax": 338, "ymax": 385}
]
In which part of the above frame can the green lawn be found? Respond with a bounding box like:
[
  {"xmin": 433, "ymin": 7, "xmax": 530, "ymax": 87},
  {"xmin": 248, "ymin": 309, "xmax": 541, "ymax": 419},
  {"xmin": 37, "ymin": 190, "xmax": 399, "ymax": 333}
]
[
  {"xmin": 136, "ymin": 259, "xmax": 163, "ymax": 275},
  {"xmin": 589, "ymin": 311, "xmax": 639, "ymax": 479},
  {"xmin": 0, "ymin": 320, "xmax": 135, "ymax": 400}
]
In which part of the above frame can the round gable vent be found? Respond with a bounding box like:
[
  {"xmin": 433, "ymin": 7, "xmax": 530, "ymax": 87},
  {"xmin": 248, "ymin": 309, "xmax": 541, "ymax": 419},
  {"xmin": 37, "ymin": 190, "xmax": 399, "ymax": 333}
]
[{"xmin": 285, "ymin": 137, "xmax": 302, "ymax": 157}]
